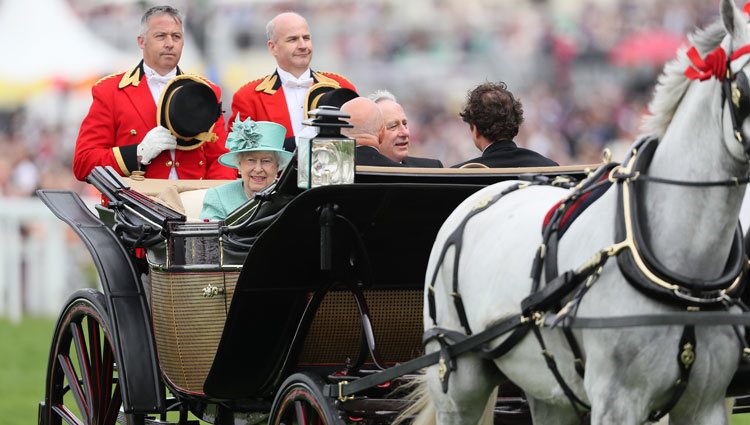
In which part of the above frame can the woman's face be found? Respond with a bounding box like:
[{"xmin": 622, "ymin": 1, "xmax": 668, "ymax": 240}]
[{"xmin": 238, "ymin": 151, "xmax": 279, "ymax": 196}]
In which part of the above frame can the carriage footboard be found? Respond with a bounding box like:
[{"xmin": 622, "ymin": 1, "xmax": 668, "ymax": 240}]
[{"xmin": 36, "ymin": 189, "xmax": 165, "ymax": 413}]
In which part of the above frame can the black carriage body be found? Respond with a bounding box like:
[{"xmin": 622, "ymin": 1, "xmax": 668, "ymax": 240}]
[{"xmin": 203, "ymin": 182, "xmax": 485, "ymax": 399}]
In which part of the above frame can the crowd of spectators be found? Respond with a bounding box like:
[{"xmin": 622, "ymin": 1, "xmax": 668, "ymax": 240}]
[{"xmin": 0, "ymin": 0, "xmax": 725, "ymax": 198}]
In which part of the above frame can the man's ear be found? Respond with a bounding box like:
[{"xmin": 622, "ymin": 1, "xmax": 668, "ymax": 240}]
[
  {"xmin": 377, "ymin": 126, "xmax": 385, "ymax": 144},
  {"xmin": 137, "ymin": 35, "xmax": 145, "ymax": 50},
  {"xmin": 470, "ymin": 124, "xmax": 479, "ymax": 140}
]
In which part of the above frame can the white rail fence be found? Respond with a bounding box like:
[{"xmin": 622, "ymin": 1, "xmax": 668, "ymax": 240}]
[{"xmin": 0, "ymin": 196, "xmax": 97, "ymax": 322}]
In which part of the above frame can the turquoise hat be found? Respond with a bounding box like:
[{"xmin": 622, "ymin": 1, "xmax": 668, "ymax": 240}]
[{"xmin": 219, "ymin": 116, "xmax": 292, "ymax": 170}]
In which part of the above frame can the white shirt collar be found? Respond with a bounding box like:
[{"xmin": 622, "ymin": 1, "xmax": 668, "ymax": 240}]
[{"xmin": 276, "ymin": 67, "xmax": 311, "ymax": 84}]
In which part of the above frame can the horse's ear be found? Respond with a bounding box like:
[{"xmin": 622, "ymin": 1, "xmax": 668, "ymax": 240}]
[{"xmin": 721, "ymin": 0, "xmax": 746, "ymax": 39}]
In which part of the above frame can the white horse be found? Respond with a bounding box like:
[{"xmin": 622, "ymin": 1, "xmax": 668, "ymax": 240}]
[{"xmin": 412, "ymin": 1, "xmax": 750, "ymax": 424}]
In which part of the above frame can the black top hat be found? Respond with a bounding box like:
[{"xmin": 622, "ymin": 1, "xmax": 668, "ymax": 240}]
[
  {"xmin": 157, "ymin": 75, "xmax": 222, "ymax": 151},
  {"xmin": 316, "ymin": 87, "xmax": 359, "ymax": 110},
  {"xmin": 305, "ymin": 82, "xmax": 338, "ymax": 120}
]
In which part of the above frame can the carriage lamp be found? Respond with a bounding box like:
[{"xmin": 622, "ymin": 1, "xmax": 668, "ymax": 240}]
[{"xmin": 297, "ymin": 106, "xmax": 355, "ymax": 189}]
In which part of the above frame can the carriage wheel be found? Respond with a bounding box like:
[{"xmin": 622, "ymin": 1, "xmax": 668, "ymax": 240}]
[
  {"xmin": 41, "ymin": 289, "xmax": 140, "ymax": 425},
  {"xmin": 269, "ymin": 372, "xmax": 345, "ymax": 425}
]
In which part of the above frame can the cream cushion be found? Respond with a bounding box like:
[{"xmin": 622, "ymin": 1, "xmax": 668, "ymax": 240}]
[{"xmin": 179, "ymin": 188, "xmax": 210, "ymax": 220}]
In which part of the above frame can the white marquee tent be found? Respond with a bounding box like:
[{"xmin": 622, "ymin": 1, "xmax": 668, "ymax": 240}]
[
  {"xmin": 0, "ymin": 0, "xmax": 206, "ymax": 108},
  {"xmin": 0, "ymin": 0, "xmax": 131, "ymax": 83}
]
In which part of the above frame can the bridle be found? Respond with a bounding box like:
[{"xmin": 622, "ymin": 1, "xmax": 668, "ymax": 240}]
[{"xmin": 685, "ymin": 39, "xmax": 750, "ymax": 162}]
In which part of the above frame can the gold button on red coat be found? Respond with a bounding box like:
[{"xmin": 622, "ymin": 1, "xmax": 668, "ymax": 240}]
[
  {"xmin": 166, "ymin": 160, "xmax": 173, "ymax": 167},
  {"xmin": 199, "ymin": 160, "xmax": 205, "ymax": 166},
  {"xmin": 130, "ymin": 129, "xmax": 137, "ymax": 135},
  {"xmin": 174, "ymin": 162, "xmax": 180, "ymax": 167}
]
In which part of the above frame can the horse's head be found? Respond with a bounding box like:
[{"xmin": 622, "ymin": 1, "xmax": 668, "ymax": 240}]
[
  {"xmin": 644, "ymin": 0, "xmax": 750, "ymax": 165},
  {"xmin": 717, "ymin": 0, "xmax": 750, "ymax": 162}
]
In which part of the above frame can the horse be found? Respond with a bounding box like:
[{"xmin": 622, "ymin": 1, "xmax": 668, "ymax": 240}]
[{"xmin": 410, "ymin": 1, "xmax": 750, "ymax": 424}]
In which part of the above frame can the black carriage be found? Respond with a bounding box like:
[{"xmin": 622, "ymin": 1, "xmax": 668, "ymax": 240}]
[
  {"xmin": 39, "ymin": 154, "xmax": 750, "ymax": 424},
  {"xmin": 35, "ymin": 153, "xmax": 598, "ymax": 425}
]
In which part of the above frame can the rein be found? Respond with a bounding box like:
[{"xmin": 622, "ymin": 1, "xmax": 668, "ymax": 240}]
[{"xmin": 613, "ymin": 172, "xmax": 750, "ymax": 187}]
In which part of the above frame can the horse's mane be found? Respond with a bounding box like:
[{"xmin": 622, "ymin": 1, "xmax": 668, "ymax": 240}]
[{"xmin": 641, "ymin": 21, "xmax": 727, "ymax": 136}]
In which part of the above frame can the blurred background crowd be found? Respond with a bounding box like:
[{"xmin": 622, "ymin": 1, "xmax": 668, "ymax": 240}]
[
  {"xmin": 0, "ymin": 0, "xmax": 729, "ymax": 317},
  {"xmin": 0, "ymin": 0, "xmax": 724, "ymax": 199}
]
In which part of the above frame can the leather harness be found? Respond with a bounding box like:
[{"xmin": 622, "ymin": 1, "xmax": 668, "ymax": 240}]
[
  {"xmin": 423, "ymin": 137, "xmax": 750, "ymax": 422},
  {"xmin": 419, "ymin": 39, "xmax": 750, "ymax": 422}
]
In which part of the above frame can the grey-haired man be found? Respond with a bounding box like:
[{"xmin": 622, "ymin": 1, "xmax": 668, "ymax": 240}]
[{"xmin": 369, "ymin": 90, "xmax": 443, "ymax": 167}]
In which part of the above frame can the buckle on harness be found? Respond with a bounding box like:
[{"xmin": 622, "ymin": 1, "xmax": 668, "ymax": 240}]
[
  {"xmin": 435, "ymin": 334, "xmax": 457, "ymax": 393},
  {"xmin": 438, "ymin": 357, "xmax": 447, "ymax": 382},
  {"xmin": 532, "ymin": 311, "xmax": 545, "ymax": 327},
  {"xmin": 337, "ymin": 381, "xmax": 354, "ymax": 402},
  {"xmin": 680, "ymin": 343, "xmax": 695, "ymax": 367}
]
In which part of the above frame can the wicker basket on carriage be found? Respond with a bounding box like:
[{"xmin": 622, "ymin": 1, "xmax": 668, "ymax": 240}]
[{"xmin": 147, "ymin": 217, "xmax": 426, "ymax": 396}]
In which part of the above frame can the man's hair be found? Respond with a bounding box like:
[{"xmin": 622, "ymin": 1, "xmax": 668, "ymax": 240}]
[
  {"xmin": 368, "ymin": 89, "xmax": 398, "ymax": 104},
  {"xmin": 459, "ymin": 82, "xmax": 523, "ymax": 142},
  {"xmin": 140, "ymin": 6, "xmax": 182, "ymax": 36},
  {"xmin": 266, "ymin": 12, "xmax": 307, "ymax": 42}
]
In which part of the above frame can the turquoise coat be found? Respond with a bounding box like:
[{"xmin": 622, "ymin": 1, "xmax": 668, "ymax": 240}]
[{"xmin": 200, "ymin": 179, "xmax": 249, "ymax": 221}]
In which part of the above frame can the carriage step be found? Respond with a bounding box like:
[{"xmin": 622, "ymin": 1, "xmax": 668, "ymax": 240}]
[
  {"xmin": 38, "ymin": 402, "xmax": 48, "ymax": 425},
  {"xmin": 117, "ymin": 412, "xmax": 199, "ymax": 425}
]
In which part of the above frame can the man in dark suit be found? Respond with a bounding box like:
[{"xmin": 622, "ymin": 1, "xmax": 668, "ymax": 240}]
[
  {"xmin": 369, "ymin": 90, "xmax": 443, "ymax": 167},
  {"xmin": 451, "ymin": 82, "xmax": 557, "ymax": 168},
  {"xmin": 340, "ymin": 98, "xmax": 404, "ymax": 167}
]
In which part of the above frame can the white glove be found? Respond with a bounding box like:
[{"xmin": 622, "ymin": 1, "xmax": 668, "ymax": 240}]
[{"xmin": 137, "ymin": 126, "xmax": 177, "ymax": 165}]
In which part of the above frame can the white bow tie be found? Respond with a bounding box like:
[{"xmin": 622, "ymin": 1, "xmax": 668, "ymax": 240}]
[
  {"xmin": 148, "ymin": 74, "xmax": 173, "ymax": 85},
  {"xmin": 284, "ymin": 78, "xmax": 313, "ymax": 89}
]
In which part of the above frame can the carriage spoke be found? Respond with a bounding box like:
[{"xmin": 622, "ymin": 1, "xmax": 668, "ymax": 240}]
[
  {"xmin": 103, "ymin": 383, "xmax": 123, "ymax": 425},
  {"xmin": 86, "ymin": 318, "xmax": 108, "ymax": 424},
  {"xmin": 58, "ymin": 353, "xmax": 89, "ymax": 422},
  {"xmin": 99, "ymin": 341, "xmax": 115, "ymax": 423},
  {"xmin": 294, "ymin": 400, "xmax": 308, "ymax": 425},
  {"xmin": 71, "ymin": 321, "xmax": 95, "ymax": 423},
  {"xmin": 86, "ymin": 318, "xmax": 103, "ymax": 423},
  {"xmin": 52, "ymin": 403, "xmax": 85, "ymax": 425}
]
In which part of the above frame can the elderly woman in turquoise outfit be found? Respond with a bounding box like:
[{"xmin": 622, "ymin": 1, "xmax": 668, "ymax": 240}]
[{"xmin": 200, "ymin": 116, "xmax": 292, "ymax": 220}]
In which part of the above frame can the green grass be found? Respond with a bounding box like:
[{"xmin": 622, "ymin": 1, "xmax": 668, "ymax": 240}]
[
  {"xmin": 2, "ymin": 317, "xmax": 750, "ymax": 425},
  {"xmin": 0, "ymin": 316, "xmax": 55, "ymax": 425},
  {"xmin": 0, "ymin": 316, "xmax": 208, "ymax": 424}
]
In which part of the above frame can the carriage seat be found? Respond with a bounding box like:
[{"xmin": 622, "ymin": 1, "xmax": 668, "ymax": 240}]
[
  {"xmin": 122, "ymin": 177, "xmax": 234, "ymax": 221},
  {"xmin": 177, "ymin": 188, "xmax": 209, "ymax": 219}
]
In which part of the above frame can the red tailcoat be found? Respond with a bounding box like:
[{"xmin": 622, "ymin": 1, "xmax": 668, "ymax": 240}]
[
  {"xmin": 229, "ymin": 70, "xmax": 356, "ymax": 136},
  {"xmin": 73, "ymin": 62, "xmax": 237, "ymax": 181}
]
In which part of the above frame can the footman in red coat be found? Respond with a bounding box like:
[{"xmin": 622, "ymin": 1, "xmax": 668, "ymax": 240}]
[{"xmin": 73, "ymin": 5, "xmax": 236, "ymax": 181}]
